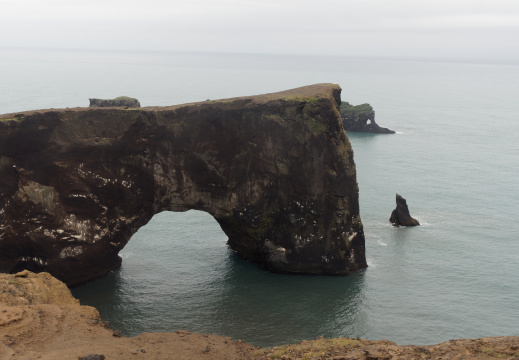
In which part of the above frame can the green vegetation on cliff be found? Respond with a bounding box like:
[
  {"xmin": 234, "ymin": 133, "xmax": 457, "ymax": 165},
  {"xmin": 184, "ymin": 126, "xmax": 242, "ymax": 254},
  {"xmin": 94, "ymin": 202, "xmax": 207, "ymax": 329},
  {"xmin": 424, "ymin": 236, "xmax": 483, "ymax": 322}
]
[{"xmin": 339, "ymin": 102, "xmax": 374, "ymax": 121}]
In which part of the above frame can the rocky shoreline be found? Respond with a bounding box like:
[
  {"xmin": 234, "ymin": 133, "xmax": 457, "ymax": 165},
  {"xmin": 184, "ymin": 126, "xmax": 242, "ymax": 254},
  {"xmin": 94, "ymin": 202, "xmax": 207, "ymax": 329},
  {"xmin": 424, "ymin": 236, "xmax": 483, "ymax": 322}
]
[{"xmin": 2, "ymin": 271, "xmax": 518, "ymax": 359}]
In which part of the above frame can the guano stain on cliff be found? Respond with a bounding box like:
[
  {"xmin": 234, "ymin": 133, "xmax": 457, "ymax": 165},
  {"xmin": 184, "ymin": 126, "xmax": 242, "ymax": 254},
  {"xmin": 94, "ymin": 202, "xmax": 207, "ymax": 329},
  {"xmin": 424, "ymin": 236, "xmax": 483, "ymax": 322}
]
[{"xmin": 0, "ymin": 84, "xmax": 367, "ymax": 286}]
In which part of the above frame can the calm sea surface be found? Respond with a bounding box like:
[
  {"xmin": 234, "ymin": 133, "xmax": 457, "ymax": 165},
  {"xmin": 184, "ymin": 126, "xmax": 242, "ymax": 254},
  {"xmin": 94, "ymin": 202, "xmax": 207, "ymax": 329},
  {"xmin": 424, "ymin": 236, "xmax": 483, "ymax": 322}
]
[{"xmin": 1, "ymin": 48, "xmax": 518, "ymax": 347}]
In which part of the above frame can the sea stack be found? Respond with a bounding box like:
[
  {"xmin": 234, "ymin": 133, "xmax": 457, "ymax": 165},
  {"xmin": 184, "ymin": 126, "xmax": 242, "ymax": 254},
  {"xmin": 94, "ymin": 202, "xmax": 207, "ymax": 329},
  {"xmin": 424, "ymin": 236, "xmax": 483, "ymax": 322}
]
[
  {"xmin": 340, "ymin": 101, "xmax": 395, "ymax": 134},
  {"xmin": 390, "ymin": 194, "xmax": 420, "ymax": 227}
]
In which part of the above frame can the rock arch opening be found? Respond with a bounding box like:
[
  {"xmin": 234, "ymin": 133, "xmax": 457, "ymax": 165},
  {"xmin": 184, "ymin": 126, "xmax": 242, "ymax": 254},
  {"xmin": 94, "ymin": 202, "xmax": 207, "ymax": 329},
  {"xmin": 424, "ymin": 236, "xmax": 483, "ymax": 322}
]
[
  {"xmin": 120, "ymin": 210, "xmax": 231, "ymax": 273},
  {"xmin": 71, "ymin": 209, "xmax": 368, "ymax": 346}
]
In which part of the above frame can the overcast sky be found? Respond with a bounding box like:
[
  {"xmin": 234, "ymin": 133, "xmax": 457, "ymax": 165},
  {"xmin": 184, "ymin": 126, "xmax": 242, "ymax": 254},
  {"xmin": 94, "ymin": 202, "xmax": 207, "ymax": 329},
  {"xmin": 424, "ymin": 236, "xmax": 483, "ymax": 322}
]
[{"xmin": 1, "ymin": 0, "xmax": 518, "ymax": 60}]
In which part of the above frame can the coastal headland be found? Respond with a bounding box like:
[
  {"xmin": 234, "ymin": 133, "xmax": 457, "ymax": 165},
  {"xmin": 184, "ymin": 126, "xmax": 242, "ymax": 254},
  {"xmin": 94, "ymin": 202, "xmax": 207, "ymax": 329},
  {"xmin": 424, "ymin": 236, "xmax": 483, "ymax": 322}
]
[
  {"xmin": 0, "ymin": 84, "xmax": 366, "ymax": 286},
  {"xmin": 1, "ymin": 271, "xmax": 518, "ymax": 359}
]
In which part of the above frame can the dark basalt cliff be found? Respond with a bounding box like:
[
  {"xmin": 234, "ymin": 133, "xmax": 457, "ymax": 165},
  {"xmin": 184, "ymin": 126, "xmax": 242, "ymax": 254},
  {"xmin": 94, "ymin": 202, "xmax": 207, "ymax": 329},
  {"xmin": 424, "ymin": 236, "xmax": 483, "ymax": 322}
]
[
  {"xmin": 0, "ymin": 84, "xmax": 367, "ymax": 286},
  {"xmin": 340, "ymin": 102, "xmax": 395, "ymax": 134}
]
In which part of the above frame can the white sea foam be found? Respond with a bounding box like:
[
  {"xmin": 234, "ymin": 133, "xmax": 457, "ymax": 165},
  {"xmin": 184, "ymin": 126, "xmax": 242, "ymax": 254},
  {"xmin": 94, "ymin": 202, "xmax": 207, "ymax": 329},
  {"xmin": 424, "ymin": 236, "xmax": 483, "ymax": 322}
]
[
  {"xmin": 414, "ymin": 216, "xmax": 431, "ymax": 226},
  {"xmin": 120, "ymin": 251, "xmax": 134, "ymax": 259}
]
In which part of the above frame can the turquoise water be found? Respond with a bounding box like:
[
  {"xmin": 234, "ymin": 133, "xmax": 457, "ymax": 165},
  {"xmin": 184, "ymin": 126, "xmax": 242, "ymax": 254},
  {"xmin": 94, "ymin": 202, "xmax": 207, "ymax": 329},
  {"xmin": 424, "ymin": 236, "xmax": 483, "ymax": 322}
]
[{"xmin": 2, "ymin": 48, "xmax": 519, "ymax": 347}]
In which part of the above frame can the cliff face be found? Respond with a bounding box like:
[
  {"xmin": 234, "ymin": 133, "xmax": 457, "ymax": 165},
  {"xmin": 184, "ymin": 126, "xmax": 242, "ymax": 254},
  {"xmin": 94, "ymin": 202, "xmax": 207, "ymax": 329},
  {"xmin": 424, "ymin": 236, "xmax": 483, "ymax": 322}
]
[{"xmin": 0, "ymin": 84, "xmax": 366, "ymax": 286}]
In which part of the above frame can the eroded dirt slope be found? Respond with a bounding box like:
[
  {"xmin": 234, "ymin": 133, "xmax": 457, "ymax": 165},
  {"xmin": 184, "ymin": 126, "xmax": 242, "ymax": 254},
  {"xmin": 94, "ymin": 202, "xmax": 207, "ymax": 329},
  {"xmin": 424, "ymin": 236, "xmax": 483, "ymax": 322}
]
[{"xmin": 1, "ymin": 271, "xmax": 518, "ymax": 360}]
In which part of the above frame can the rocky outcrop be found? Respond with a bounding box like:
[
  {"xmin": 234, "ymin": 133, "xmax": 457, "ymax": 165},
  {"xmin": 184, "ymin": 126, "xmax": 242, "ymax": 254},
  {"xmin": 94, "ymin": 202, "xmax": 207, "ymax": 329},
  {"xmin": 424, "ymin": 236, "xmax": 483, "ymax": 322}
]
[
  {"xmin": 0, "ymin": 84, "xmax": 366, "ymax": 286},
  {"xmin": 2, "ymin": 271, "xmax": 518, "ymax": 360},
  {"xmin": 89, "ymin": 96, "xmax": 140, "ymax": 108},
  {"xmin": 0, "ymin": 271, "xmax": 256, "ymax": 359},
  {"xmin": 390, "ymin": 194, "xmax": 420, "ymax": 227},
  {"xmin": 340, "ymin": 102, "xmax": 395, "ymax": 134}
]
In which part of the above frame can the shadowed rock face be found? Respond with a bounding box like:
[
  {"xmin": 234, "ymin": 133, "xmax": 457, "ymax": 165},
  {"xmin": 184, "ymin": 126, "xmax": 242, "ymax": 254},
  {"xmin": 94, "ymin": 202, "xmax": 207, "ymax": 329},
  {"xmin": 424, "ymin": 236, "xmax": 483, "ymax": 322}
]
[
  {"xmin": 0, "ymin": 84, "xmax": 367, "ymax": 286},
  {"xmin": 340, "ymin": 102, "xmax": 395, "ymax": 134},
  {"xmin": 390, "ymin": 194, "xmax": 420, "ymax": 227}
]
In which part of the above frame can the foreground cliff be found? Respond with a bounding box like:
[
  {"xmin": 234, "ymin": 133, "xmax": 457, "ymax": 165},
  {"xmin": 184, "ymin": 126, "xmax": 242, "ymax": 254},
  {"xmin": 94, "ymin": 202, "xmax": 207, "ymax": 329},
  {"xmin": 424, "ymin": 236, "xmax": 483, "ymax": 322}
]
[
  {"xmin": 0, "ymin": 84, "xmax": 366, "ymax": 286},
  {"xmin": 0, "ymin": 271, "xmax": 256, "ymax": 360},
  {"xmin": 2, "ymin": 272, "xmax": 518, "ymax": 360}
]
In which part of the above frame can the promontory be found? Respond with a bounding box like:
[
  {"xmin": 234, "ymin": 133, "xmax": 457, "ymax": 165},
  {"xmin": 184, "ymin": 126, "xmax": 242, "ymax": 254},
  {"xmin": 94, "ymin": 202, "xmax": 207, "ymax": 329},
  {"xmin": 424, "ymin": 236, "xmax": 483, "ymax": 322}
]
[{"xmin": 0, "ymin": 84, "xmax": 367, "ymax": 286}]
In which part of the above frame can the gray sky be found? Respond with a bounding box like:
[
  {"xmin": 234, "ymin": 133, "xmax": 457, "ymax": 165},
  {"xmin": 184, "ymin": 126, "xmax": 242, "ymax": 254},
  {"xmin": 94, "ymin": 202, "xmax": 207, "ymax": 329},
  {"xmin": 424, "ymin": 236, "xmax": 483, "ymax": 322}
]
[{"xmin": 1, "ymin": 0, "xmax": 518, "ymax": 60}]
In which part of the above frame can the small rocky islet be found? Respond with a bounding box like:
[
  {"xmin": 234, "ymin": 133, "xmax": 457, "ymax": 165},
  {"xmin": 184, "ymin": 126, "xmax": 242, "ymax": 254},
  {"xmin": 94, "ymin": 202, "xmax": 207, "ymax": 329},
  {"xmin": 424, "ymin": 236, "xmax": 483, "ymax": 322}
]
[
  {"xmin": 390, "ymin": 194, "xmax": 420, "ymax": 227},
  {"xmin": 340, "ymin": 101, "xmax": 395, "ymax": 134}
]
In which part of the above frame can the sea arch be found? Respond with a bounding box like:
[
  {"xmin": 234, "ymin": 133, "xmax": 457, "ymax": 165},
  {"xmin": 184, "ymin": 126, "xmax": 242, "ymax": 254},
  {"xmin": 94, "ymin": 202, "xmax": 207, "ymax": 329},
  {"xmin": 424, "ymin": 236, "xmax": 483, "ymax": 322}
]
[{"xmin": 0, "ymin": 84, "xmax": 367, "ymax": 286}]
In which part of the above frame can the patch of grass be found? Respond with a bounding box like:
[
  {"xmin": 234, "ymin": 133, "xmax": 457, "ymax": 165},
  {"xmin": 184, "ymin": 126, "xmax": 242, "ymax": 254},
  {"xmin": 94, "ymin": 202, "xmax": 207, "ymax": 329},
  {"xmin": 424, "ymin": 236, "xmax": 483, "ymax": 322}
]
[
  {"xmin": 258, "ymin": 338, "xmax": 361, "ymax": 359},
  {"xmin": 0, "ymin": 113, "xmax": 24, "ymax": 122},
  {"xmin": 113, "ymin": 96, "xmax": 134, "ymax": 101},
  {"xmin": 263, "ymin": 114, "xmax": 285, "ymax": 123},
  {"xmin": 340, "ymin": 101, "xmax": 374, "ymax": 120},
  {"xmin": 480, "ymin": 347, "xmax": 514, "ymax": 359},
  {"xmin": 307, "ymin": 118, "xmax": 325, "ymax": 133},
  {"xmin": 302, "ymin": 97, "xmax": 319, "ymax": 114},
  {"xmin": 275, "ymin": 159, "xmax": 289, "ymax": 175}
]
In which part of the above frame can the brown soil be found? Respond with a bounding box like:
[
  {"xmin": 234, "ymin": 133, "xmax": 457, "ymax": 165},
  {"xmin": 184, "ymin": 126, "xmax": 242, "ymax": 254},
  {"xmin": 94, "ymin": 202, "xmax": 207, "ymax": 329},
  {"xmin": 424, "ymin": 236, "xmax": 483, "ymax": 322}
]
[{"xmin": 1, "ymin": 271, "xmax": 518, "ymax": 360}]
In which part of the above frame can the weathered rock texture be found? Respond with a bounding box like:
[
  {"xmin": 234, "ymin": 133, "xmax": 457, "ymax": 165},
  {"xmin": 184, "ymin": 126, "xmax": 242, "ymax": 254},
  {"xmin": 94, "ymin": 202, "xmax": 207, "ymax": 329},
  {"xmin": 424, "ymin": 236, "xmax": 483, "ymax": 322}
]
[
  {"xmin": 340, "ymin": 101, "xmax": 395, "ymax": 134},
  {"xmin": 0, "ymin": 271, "xmax": 257, "ymax": 359},
  {"xmin": 89, "ymin": 96, "xmax": 141, "ymax": 108},
  {"xmin": 0, "ymin": 84, "xmax": 366, "ymax": 286},
  {"xmin": 390, "ymin": 194, "xmax": 420, "ymax": 227}
]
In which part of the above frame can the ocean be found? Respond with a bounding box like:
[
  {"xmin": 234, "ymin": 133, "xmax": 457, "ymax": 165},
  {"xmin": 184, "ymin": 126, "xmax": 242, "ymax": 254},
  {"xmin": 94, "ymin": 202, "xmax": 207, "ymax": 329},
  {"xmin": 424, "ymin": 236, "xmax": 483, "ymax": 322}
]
[{"xmin": 1, "ymin": 48, "xmax": 518, "ymax": 347}]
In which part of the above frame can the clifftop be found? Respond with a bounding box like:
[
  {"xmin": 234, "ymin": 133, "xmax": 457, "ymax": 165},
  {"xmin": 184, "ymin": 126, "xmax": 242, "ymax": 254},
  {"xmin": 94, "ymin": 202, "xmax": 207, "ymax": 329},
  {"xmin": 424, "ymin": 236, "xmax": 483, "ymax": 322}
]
[{"xmin": 1, "ymin": 84, "xmax": 341, "ymax": 119}]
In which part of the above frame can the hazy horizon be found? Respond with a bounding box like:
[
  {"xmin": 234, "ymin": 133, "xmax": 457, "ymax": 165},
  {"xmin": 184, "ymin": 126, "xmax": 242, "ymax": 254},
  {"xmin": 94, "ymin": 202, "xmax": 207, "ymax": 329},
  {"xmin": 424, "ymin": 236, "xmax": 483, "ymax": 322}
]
[{"xmin": 1, "ymin": 0, "xmax": 518, "ymax": 62}]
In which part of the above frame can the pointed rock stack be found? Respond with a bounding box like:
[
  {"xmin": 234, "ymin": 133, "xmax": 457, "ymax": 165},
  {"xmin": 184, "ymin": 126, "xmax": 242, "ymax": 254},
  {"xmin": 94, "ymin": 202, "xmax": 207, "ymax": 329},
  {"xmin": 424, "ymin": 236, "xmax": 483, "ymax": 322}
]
[{"xmin": 390, "ymin": 194, "xmax": 420, "ymax": 227}]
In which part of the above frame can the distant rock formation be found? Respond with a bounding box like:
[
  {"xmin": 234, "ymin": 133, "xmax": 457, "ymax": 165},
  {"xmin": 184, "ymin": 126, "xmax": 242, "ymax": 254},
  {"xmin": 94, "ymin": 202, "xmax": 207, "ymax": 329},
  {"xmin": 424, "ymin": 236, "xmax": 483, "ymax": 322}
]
[
  {"xmin": 0, "ymin": 84, "xmax": 367, "ymax": 286},
  {"xmin": 89, "ymin": 96, "xmax": 140, "ymax": 108},
  {"xmin": 340, "ymin": 102, "xmax": 395, "ymax": 134},
  {"xmin": 390, "ymin": 194, "xmax": 420, "ymax": 226}
]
